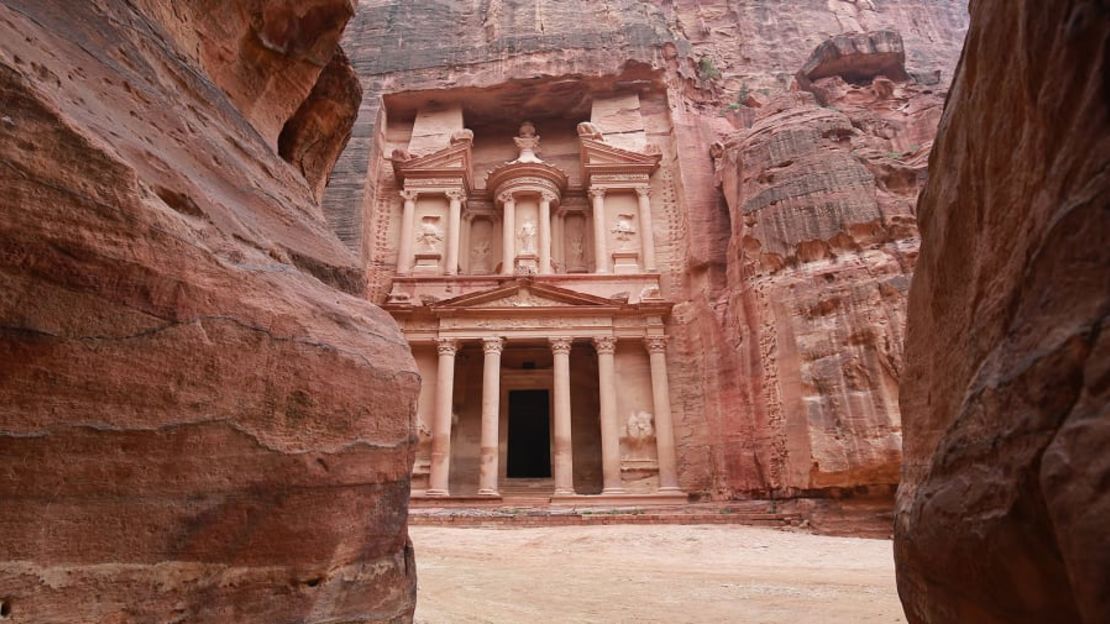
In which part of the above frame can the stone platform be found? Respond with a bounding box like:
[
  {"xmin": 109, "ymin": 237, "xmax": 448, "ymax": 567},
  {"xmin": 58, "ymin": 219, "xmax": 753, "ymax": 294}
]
[{"xmin": 408, "ymin": 500, "xmax": 802, "ymax": 528}]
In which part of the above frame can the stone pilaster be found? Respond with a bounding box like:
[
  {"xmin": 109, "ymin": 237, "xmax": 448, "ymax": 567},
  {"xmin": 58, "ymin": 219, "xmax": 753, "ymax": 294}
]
[
  {"xmin": 445, "ymin": 189, "xmax": 464, "ymax": 276},
  {"xmin": 635, "ymin": 185, "xmax": 657, "ymax": 272},
  {"xmin": 646, "ymin": 336, "xmax": 680, "ymax": 492}
]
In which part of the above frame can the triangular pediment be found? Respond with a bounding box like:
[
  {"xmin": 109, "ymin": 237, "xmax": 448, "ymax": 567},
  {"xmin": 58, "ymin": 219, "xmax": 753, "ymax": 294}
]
[
  {"xmin": 433, "ymin": 279, "xmax": 616, "ymax": 310},
  {"xmin": 579, "ymin": 138, "xmax": 662, "ymax": 167},
  {"xmin": 393, "ymin": 141, "xmax": 473, "ymax": 189}
]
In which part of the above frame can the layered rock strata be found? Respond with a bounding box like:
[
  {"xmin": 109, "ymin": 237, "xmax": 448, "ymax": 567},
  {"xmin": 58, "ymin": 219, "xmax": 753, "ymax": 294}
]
[
  {"xmin": 895, "ymin": 1, "xmax": 1109, "ymax": 622},
  {"xmin": 0, "ymin": 1, "xmax": 417, "ymax": 622}
]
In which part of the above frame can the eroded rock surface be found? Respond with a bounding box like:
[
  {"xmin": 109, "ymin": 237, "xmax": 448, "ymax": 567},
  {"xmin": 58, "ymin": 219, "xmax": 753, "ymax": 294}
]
[
  {"xmin": 0, "ymin": 1, "xmax": 417, "ymax": 622},
  {"xmin": 895, "ymin": 1, "xmax": 1109, "ymax": 622}
]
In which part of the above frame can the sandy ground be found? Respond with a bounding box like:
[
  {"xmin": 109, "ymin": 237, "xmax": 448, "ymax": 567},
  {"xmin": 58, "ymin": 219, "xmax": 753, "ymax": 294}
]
[{"xmin": 412, "ymin": 524, "xmax": 906, "ymax": 624}]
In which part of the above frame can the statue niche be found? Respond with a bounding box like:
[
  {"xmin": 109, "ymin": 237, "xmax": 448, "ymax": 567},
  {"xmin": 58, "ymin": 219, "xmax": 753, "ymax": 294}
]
[{"xmin": 469, "ymin": 217, "xmax": 494, "ymax": 274}]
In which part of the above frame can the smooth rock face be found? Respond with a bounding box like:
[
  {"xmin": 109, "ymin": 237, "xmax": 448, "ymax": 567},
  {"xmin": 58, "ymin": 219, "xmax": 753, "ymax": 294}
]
[
  {"xmin": 333, "ymin": 1, "xmax": 968, "ymax": 500},
  {"xmin": 895, "ymin": 1, "xmax": 1109, "ymax": 622},
  {"xmin": 0, "ymin": 1, "xmax": 417, "ymax": 622}
]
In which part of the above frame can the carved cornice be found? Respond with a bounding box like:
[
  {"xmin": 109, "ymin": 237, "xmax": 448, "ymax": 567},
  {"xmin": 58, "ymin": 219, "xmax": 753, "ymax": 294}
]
[
  {"xmin": 436, "ymin": 338, "xmax": 458, "ymax": 355},
  {"xmin": 549, "ymin": 337, "xmax": 573, "ymax": 354},
  {"xmin": 592, "ymin": 335, "xmax": 617, "ymax": 354},
  {"xmin": 645, "ymin": 335, "xmax": 667, "ymax": 354},
  {"xmin": 482, "ymin": 336, "xmax": 505, "ymax": 354}
]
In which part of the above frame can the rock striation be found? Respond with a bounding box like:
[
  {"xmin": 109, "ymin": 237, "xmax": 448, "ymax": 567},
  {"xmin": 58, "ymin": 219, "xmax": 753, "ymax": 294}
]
[
  {"xmin": 0, "ymin": 1, "xmax": 417, "ymax": 622},
  {"xmin": 895, "ymin": 1, "xmax": 1109, "ymax": 622}
]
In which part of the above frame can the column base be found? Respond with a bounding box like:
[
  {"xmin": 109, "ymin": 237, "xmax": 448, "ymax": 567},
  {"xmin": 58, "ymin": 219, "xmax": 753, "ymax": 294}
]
[
  {"xmin": 600, "ymin": 486, "xmax": 626, "ymax": 495},
  {"xmin": 553, "ymin": 487, "xmax": 577, "ymax": 496},
  {"xmin": 477, "ymin": 488, "xmax": 501, "ymax": 497},
  {"xmin": 424, "ymin": 488, "xmax": 450, "ymax": 498},
  {"xmin": 656, "ymin": 486, "xmax": 685, "ymax": 494}
]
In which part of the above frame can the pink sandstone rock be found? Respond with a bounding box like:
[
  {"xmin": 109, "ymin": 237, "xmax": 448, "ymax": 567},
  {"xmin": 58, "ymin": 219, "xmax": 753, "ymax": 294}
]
[
  {"xmin": 0, "ymin": 1, "xmax": 417, "ymax": 621},
  {"xmin": 895, "ymin": 1, "xmax": 1110, "ymax": 622}
]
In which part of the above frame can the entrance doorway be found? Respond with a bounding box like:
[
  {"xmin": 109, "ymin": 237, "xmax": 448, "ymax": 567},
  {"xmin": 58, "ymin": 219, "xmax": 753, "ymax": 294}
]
[{"xmin": 506, "ymin": 389, "xmax": 552, "ymax": 478}]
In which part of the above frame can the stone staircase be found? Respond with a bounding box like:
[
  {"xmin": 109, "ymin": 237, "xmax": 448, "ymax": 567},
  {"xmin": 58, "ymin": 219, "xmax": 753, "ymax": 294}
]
[{"xmin": 409, "ymin": 500, "xmax": 802, "ymax": 528}]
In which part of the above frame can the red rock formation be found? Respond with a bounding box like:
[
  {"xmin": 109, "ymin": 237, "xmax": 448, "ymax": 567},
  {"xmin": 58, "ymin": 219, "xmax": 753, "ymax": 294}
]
[
  {"xmin": 0, "ymin": 1, "xmax": 417, "ymax": 622},
  {"xmin": 895, "ymin": 1, "xmax": 1109, "ymax": 622},
  {"xmin": 707, "ymin": 31, "xmax": 944, "ymax": 497},
  {"xmin": 326, "ymin": 2, "xmax": 967, "ymax": 505}
]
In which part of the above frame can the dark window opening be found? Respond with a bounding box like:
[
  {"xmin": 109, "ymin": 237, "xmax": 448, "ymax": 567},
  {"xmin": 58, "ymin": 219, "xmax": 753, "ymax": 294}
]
[{"xmin": 506, "ymin": 390, "xmax": 551, "ymax": 478}]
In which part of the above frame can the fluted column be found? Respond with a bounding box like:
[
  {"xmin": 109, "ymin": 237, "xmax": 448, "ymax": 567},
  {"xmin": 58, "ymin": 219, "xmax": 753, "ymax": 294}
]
[
  {"xmin": 539, "ymin": 191, "xmax": 554, "ymax": 274},
  {"xmin": 397, "ymin": 190, "xmax": 418, "ymax": 275},
  {"xmin": 550, "ymin": 337, "xmax": 575, "ymax": 495},
  {"xmin": 500, "ymin": 192, "xmax": 515, "ymax": 275},
  {"xmin": 479, "ymin": 337, "xmax": 504, "ymax": 496},
  {"xmin": 589, "ymin": 187, "xmax": 609, "ymax": 273},
  {"xmin": 635, "ymin": 185, "xmax": 657, "ymax": 272},
  {"xmin": 646, "ymin": 336, "xmax": 680, "ymax": 492},
  {"xmin": 427, "ymin": 338, "xmax": 457, "ymax": 496},
  {"xmin": 446, "ymin": 189, "xmax": 464, "ymax": 275},
  {"xmin": 593, "ymin": 336, "xmax": 624, "ymax": 494}
]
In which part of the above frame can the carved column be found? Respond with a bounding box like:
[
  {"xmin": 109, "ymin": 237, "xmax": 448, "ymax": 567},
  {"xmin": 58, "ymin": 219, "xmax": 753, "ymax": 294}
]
[
  {"xmin": 500, "ymin": 192, "xmax": 515, "ymax": 275},
  {"xmin": 645, "ymin": 336, "xmax": 680, "ymax": 492},
  {"xmin": 427, "ymin": 338, "xmax": 457, "ymax": 496},
  {"xmin": 397, "ymin": 190, "xmax": 418, "ymax": 275},
  {"xmin": 589, "ymin": 187, "xmax": 609, "ymax": 273},
  {"xmin": 479, "ymin": 337, "xmax": 504, "ymax": 496},
  {"xmin": 593, "ymin": 336, "xmax": 624, "ymax": 494},
  {"xmin": 445, "ymin": 189, "xmax": 464, "ymax": 276},
  {"xmin": 635, "ymin": 186, "xmax": 657, "ymax": 272},
  {"xmin": 539, "ymin": 191, "xmax": 554, "ymax": 275},
  {"xmin": 550, "ymin": 337, "xmax": 575, "ymax": 495}
]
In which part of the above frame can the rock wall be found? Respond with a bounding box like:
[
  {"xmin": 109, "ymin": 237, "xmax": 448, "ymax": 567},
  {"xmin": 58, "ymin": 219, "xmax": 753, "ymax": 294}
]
[
  {"xmin": 895, "ymin": 1, "xmax": 1109, "ymax": 622},
  {"xmin": 0, "ymin": 1, "xmax": 417, "ymax": 622},
  {"xmin": 332, "ymin": 1, "xmax": 968, "ymax": 499}
]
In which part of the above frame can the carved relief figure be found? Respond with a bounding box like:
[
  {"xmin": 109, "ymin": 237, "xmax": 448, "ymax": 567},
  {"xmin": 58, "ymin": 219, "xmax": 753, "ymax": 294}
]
[
  {"xmin": 417, "ymin": 216, "xmax": 443, "ymax": 251},
  {"xmin": 626, "ymin": 411, "xmax": 655, "ymax": 440},
  {"xmin": 517, "ymin": 219, "xmax": 537, "ymax": 253},
  {"xmin": 512, "ymin": 121, "xmax": 542, "ymax": 163},
  {"xmin": 565, "ymin": 215, "xmax": 587, "ymax": 271},
  {"xmin": 612, "ymin": 213, "xmax": 637, "ymax": 248},
  {"xmin": 469, "ymin": 218, "xmax": 493, "ymax": 273}
]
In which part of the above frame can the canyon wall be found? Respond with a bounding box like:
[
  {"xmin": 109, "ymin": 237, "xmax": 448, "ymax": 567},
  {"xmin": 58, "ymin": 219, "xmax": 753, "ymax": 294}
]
[
  {"xmin": 0, "ymin": 1, "xmax": 417, "ymax": 622},
  {"xmin": 334, "ymin": 0, "xmax": 967, "ymax": 499},
  {"xmin": 895, "ymin": 1, "xmax": 1109, "ymax": 622}
]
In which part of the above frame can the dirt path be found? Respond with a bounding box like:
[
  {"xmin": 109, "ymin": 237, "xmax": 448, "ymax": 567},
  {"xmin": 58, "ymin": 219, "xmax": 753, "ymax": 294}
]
[{"xmin": 412, "ymin": 524, "xmax": 906, "ymax": 624}]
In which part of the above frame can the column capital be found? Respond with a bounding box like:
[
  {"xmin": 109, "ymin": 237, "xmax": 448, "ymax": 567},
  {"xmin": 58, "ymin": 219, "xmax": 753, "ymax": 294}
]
[
  {"xmin": 645, "ymin": 335, "xmax": 668, "ymax": 354},
  {"xmin": 540, "ymin": 190, "xmax": 558, "ymax": 204},
  {"xmin": 445, "ymin": 188, "xmax": 466, "ymax": 202},
  {"xmin": 587, "ymin": 187, "xmax": 606, "ymax": 201},
  {"xmin": 497, "ymin": 191, "xmax": 515, "ymax": 205},
  {"xmin": 482, "ymin": 336, "xmax": 505, "ymax": 354},
  {"xmin": 635, "ymin": 185, "xmax": 651, "ymax": 198},
  {"xmin": 436, "ymin": 338, "xmax": 458, "ymax": 356},
  {"xmin": 592, "ymin": 335, "xmax": 617, "ymax": 354},
  {"xmin": 549, "ymin": 336, "xmax": 573, "ymax": 354},
  {"xmin": 400, "ymin": 189, "xmax": 419, "ymax": 201}
]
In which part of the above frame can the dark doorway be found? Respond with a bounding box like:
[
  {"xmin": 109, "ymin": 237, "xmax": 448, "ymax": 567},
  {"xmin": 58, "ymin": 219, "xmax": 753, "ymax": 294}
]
[{"xmin": 506, "ymin": 389, "xmax": 552, "ymax": 478}]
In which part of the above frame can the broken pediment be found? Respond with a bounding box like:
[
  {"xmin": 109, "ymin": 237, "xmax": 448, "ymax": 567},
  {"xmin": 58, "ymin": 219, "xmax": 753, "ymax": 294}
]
[
  {"xmin": 578, "ymin": 136, "xmax": 662, "ymax": 186},
  {"xmin": 392, "ymin": 136, "xmax": 474, "ymax": 190}
]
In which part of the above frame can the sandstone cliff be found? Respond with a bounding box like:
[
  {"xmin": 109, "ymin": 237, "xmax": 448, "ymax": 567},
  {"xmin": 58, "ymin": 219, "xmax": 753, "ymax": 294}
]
[
  {"xmin": 895, "ymin": 1, "xmax": 1109, "ymax": 622},
  {"xmin": 334, "ymin": 0, "xmax": 967, "ymax": 500},
  {"xmin": 0, "ymin": 1, "xmax": 417, "ymax": 622}
]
